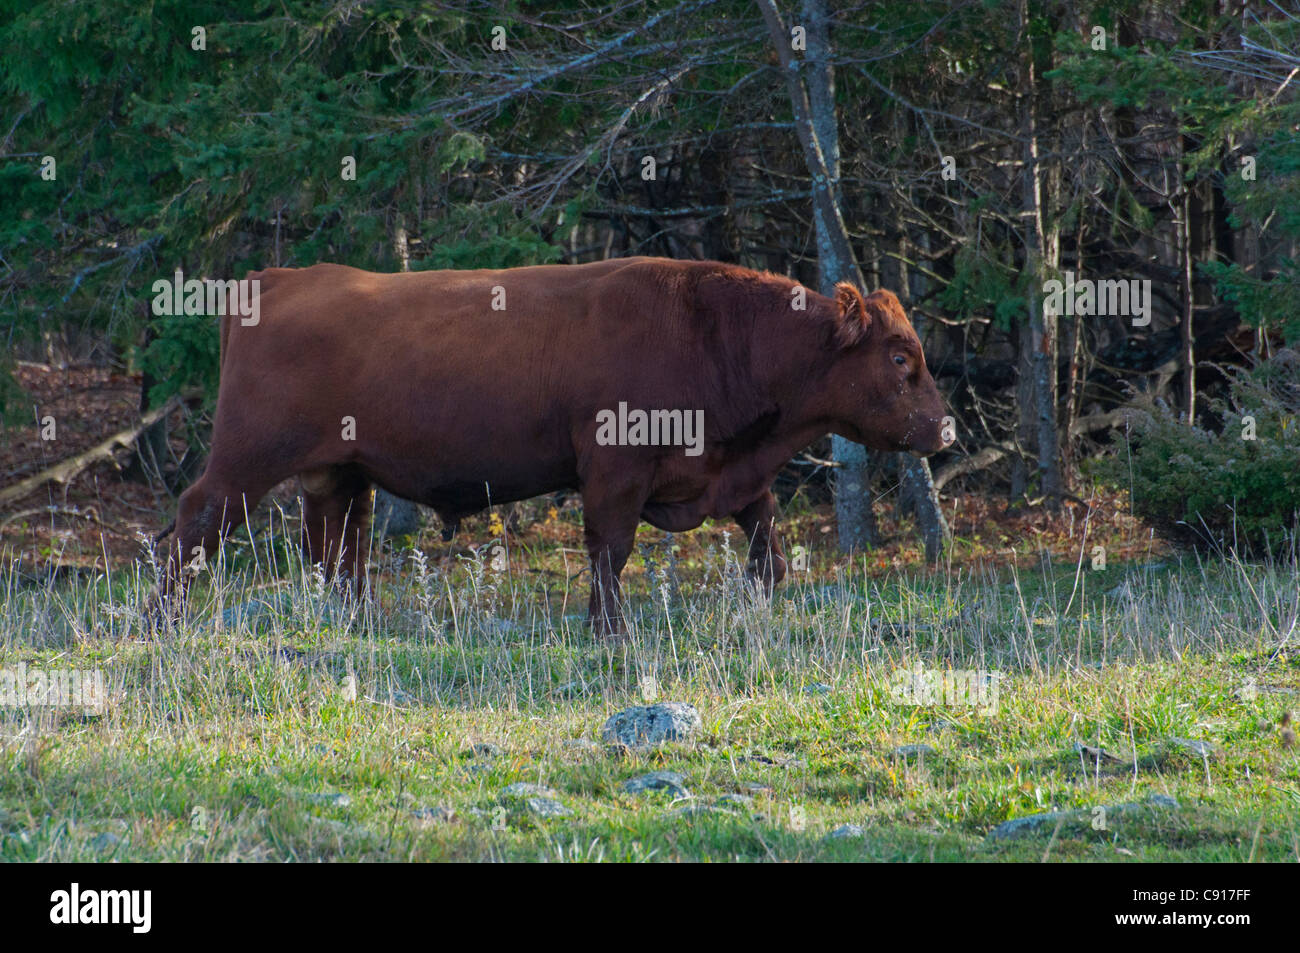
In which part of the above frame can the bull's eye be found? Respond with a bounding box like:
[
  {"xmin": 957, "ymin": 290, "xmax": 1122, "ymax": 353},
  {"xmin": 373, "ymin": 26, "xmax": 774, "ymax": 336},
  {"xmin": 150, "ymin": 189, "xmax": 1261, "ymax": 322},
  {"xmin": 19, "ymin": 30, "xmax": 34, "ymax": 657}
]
[{"xmin": 893, "ymin": 355, "xmax": 906, "ymax": 367}]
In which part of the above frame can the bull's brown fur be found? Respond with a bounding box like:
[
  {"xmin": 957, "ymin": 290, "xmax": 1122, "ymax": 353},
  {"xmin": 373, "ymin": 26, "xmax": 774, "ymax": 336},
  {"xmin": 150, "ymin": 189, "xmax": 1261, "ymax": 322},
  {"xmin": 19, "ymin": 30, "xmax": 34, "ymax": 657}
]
[{"xmin": 159, "ymin": 257, "xmax": 950, "ymax": 635}]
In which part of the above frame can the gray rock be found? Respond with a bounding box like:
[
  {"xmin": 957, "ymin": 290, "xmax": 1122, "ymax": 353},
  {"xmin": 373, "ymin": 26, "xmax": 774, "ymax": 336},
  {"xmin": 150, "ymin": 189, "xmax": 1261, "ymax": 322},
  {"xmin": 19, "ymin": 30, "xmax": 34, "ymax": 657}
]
[
  {"xmin": 667, "ymin": 802, "xmax": 736, "ymax": 819},
  {"xmin": 89, "ymin": 832, "xmax": 121, "ymax": 851},
  {"xmin": 988, "ymin": 794, "xmax": 1180, "ymax": 841},
  {"xmin": 827, "ymin": 824, "xmax": 866, "ymax": 840},
  {"xmin": 742, "ymin": 753, "xmax": 807, "ymax": 771},
  {"xmin": 373, "ymin": 489, "xmax": 424, "ymax": 538},
  {"xmin": 893, "ymin": 744, "xmax": 937, "ymax": 759},
  {"xmin": 303, "ymin": 792, "xmax": 351, "ymax": 808},
  {"xmin": 600, "ymin": 702, "xmax": 701, "ymax": 747},
  {"xmin": 502, "ymin": 782, "xmax": 558, "ymax": 799},
  {"xmin": 499, "ymin": 783, "xmax": 571, "ymax": 817},
  {"xmin": 470, "ymin": 742, "xmax": 504, "ymax": 758},
  {"xmin": 523, "ymin": 797, "xmax": 572, "ymax": 818},
  {"xmin": 716, "ymin": 793, "xmax": 753, "ymax": 807},
  {"xmin": 411, "ymin": 806, "xmax": 456, "ymax": 824},
  {"xmin": 986, "ymin": 810, "xmax": 1078, "ymax": 841},
  {"xmin": 1168, "ymin": 737, "xmax": 1217, "ymax": 758},
  {"xmin": 623, "ymin": 771, "xmax": 690, "ymax": 797},
  {"xmin": 1073, "ymin": 741, "xmax": 1132, "ymax": 765},
  {"xmin": 802, "ymin": 682, "xmax": 833, "ymax": 696},
  {"xmin": 1112, "ymin": 794, "xmax": 1181, "ymax": 813}
]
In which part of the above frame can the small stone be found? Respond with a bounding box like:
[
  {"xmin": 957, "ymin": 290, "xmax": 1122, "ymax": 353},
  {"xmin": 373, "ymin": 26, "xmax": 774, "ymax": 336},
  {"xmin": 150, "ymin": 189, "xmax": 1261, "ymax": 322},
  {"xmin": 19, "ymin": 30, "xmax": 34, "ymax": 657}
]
[
  {"xmin": 742, "ymin": 753, "xmax": 806, "ymax": 770},
  {"xmin": 470, "ymin": 742, "xmax": 504, "ymax": 758},
  {"xmin": 827, "ymin": 824, "xmax": 866, "ymax": 840},
  {"xmin": 717, "ymin": 793, "xmax": 753, "ymax": 807},
  {"xmin": 89, "ymin": 832, "xmax": 121, "ymax": 851},
  {"xmin": 667, "ymin": 802, "xmax": 735, "ymax": 819},
  {"xmin": 802, "ymin": 682, "xmax": 833, "ymax": 696},
  {"xmin": 986, "ymin": 811, "xmax": 1077, "ymax": 841},
  {"xmin": 892, "ymin": 744, "xmax": 937, "ymax": 759},
  {"xmin": 523, "ymin": 797, "xmax": 571, "ymax": 818},
  {"xmin": 623, "ymin": 771, "xmax": 690, "ymax": 797},
  {"xmin": 304, "ymin": 792, "xmax": 351, "ymax": 808},
  {"xmin": 1073, "ymin": 742, "xmax": 1133, "ymax": 765},
  {"xmin": 411, "ymin": 806, "xmax": 456, "ymax": 824},
  {"xmin": 1168, "ymin": 737, "xmax": 1218, "ymax": 758},
  {"xmin": 502, "ymin": 782, "xmax": 558, "ymax": 799},
  {"xmin": 600, "ymin": 702, "xmax": 701, "ymax": 748},
  {"xmin": 1146, "ymin": 794, "xmax": 1179, "ymax": 809},
  {"xmin": 308, "ymin": 817, "xmax": 353, "ymax": 836}
]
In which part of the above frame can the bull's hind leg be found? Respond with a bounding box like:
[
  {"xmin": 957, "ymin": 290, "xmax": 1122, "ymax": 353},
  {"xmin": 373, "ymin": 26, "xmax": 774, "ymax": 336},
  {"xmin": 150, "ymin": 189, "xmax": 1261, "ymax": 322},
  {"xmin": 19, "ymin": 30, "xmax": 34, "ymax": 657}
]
[{"xmin": 299, "ymin": 464, "xmax": 373, "ymax": 593}]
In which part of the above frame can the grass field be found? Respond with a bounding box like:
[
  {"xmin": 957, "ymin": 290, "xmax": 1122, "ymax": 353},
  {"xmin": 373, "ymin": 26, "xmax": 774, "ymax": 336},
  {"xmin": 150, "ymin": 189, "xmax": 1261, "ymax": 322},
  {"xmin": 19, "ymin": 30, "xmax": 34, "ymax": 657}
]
[{"xmin": 1, "ymin": 501, "xmax": 1297, "ymax": 862}]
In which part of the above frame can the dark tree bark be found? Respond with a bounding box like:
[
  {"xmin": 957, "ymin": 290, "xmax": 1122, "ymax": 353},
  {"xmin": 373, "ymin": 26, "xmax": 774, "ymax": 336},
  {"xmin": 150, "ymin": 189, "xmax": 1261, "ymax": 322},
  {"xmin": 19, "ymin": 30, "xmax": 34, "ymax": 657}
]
[
  {"xmin": 761, "ymin": 0, "xmax": 945, "ymax": 559},
  {"xmin": 1019, "ymin": 0, "xmax": 1062, "ymax": 508}
]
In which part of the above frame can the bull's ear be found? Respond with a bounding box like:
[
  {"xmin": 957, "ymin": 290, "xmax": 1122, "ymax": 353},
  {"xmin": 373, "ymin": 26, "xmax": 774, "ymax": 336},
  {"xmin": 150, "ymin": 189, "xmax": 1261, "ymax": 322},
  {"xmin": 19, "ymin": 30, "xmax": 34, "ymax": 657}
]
[{"xmin": 832, "ymin": 282, "xmax": 871, "ymax": 348}]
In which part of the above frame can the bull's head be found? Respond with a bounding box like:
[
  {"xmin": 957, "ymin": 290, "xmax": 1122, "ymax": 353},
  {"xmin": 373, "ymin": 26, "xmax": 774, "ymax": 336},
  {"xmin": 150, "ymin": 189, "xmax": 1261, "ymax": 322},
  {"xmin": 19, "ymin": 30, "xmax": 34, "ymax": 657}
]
[{"xmin": 824, "ymin": 284, "xmax": 953, "ymax": 456}]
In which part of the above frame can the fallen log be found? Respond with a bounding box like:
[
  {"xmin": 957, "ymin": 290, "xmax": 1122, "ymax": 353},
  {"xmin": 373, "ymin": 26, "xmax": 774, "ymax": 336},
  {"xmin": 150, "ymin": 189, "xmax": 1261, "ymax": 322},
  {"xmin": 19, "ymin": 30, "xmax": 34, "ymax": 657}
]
[
  {"xmin": 932, "ymin": 443, "xmax": 1017, "ymax": 491},
  {"xmin": 0, "ymin": 390, "xmax": 201, "ymax": 507},
  {"xmin": 931, "ymin": 406, "xmax": 1147, "ymax": 491}
]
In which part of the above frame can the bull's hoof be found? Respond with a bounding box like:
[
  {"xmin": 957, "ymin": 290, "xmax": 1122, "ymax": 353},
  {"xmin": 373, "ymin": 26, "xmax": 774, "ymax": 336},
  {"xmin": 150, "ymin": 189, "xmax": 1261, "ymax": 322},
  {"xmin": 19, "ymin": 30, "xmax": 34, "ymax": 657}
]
[{"xmin": 743, "ymin": 569, "xmax": 778, "ymax": 600}]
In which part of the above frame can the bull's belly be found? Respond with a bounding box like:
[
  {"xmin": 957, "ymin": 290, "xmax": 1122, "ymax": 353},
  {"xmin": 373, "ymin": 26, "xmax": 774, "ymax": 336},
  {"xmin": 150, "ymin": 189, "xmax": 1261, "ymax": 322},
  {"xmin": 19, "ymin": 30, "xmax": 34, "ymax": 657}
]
[
  {"xmin": 640, "ymin": 470, "xmax": 765, "ymax": 531},
  {"xmin": 366, "ymin": 457, "xmax": 576, "ymax": 517},
  {"xmin": 640, "ymin": 500, "xmax": 710, "ymax": 532}
]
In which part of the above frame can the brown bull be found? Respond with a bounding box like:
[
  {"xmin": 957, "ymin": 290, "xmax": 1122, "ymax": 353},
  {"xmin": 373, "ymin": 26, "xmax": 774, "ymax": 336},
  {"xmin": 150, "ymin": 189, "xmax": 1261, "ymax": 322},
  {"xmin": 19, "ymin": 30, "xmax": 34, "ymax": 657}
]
[{"xmin": 158, "ymin": 257, "xmax": 951, "ymax": 635}]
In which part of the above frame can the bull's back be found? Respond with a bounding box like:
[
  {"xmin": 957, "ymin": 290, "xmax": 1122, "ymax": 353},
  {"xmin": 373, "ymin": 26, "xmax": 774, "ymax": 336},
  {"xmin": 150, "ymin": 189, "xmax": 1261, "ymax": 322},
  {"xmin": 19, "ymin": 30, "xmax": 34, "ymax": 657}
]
[
  {"xmin": 224, "ymin": 258, "xmax": 686, "ymax": 409},
  {"xmin": 213, "ymin": 259, "xmax": 692, "ymax": 498}
]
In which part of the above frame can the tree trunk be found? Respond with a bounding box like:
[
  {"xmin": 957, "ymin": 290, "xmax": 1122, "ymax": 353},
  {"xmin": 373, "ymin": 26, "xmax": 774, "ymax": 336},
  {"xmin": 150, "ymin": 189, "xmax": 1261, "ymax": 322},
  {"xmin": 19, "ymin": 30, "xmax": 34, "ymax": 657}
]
[
  {"xmin": 799, "ymin": 0, "xmax": 881, "ymax": 551},
  {"xmin": 897, "ymin": 228, "xmax": 949, "ymax": 561},
  {"xmin": 1019, "ymin": 0, "xmax": 1062, "ymax": 508},
  {"xmin": 373, "ymin": 216, "xmax": 424, "ymax": 540}
]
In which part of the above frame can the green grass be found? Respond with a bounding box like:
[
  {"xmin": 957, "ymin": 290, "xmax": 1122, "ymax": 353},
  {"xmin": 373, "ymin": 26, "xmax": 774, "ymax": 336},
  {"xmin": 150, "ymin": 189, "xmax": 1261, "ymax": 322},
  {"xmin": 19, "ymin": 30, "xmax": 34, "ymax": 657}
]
[{"xmin": 1, "ymin": 511, "xmax": 1297, "ymax": 862}]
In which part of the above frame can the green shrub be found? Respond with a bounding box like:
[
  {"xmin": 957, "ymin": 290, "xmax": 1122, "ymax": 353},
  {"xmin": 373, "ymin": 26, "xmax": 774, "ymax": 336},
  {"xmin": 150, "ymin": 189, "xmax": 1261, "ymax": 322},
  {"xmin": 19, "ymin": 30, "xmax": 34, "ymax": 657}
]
[{"xmin": 1101, "ymin": 350, "xmax": 1300, "ymax": 555}]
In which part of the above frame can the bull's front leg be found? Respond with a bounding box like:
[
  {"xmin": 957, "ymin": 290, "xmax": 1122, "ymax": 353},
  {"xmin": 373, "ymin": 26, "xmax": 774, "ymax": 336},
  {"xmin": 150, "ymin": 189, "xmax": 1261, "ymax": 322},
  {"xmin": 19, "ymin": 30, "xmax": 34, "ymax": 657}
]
[
  {"xmin": 734, "ymin": 490, "xmax": 787, "ymax": 597},
  {"xmin": 580, "ymin": 476, "xmax": 649, "ymax": 638}
]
